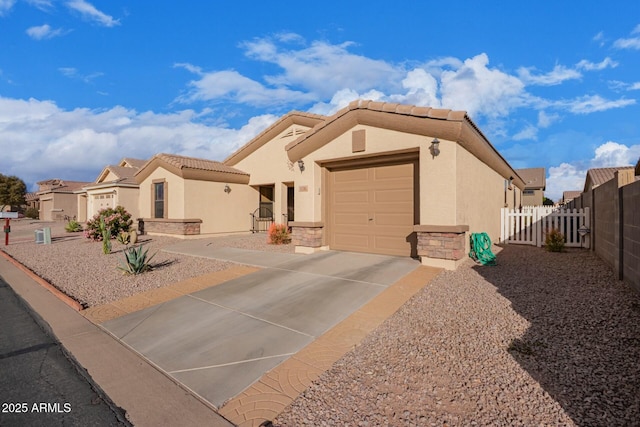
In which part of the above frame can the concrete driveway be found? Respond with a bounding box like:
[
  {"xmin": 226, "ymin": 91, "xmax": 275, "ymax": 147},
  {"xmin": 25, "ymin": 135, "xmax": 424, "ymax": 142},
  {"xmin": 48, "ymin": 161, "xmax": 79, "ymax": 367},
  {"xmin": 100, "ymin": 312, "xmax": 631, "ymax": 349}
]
[{"xmin": 101, "ymin": 246, "xmax": 419, "ymax": 409}]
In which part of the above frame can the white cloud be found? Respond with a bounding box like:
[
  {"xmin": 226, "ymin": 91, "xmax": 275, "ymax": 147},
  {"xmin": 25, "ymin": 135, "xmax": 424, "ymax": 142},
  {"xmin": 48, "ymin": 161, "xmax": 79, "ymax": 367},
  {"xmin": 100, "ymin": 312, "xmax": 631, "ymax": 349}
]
[
  {"xmin": 440, "ymin": 53, "xmax": 526, "ymax": 118},
  {"xmin": 547, "ymin": 162, "xmax": 587, "ymax": 200},
  {"xmin": 177, "ymin": 69, "xmax": 314, "ymax": 107},
  {"xmin": 576, "ymin": 57, "xmax": 618, "ymax": 71},
  {"xmin": 613, "ymin": 25, "xmax": 640, "ymax": 49},
  {"xmin": 26, "ymin": 24, "xmax": 65, "ymax": 40},
  {"xmin": 58, "ymin": 67, "xmax": 103, "ymax": 83},
  {"xmin": 25, "ymin": 0, "xmax": 52, "ymax": 11},
  {"xmin": 0, "ymin": 96, "xmax": 276, "ymax": 189},
  {"xmin": 631, "ymin": 82, "xmax": 640, "ymax": 90},
  {"xmin": 0, "ymin": 0, "xmax": 15, "ymax": 15},
  {"xmin": 66, "ymin": 0, "xmax": 119, "ymax": 27},
  {"xmin": 518, "ymin": 64, "xmax": 582, "ymax": 86},
  {"xmin": 398, "ymin": 68, "xmax": 440, "ymax": 108},
  {"xmin": 557, "ymin": 95, "xmax": 636, "ymax": 114},
  {"xmin": 591, "ymin": 141, "xmax": 640, "ymax": 168},
  {"xmin": 241, "ymin": 37, "xmax": 402, "ymax": 99},
  {"xmin": 513, "ymin": 124, "xmax": 538, "ymax": 141},
  {"xmin": 546, "ymin": 141, "xmax": 640, "ymax": 200},
  {"xmin": 537, "ymin": 110, "xmax": 560, "ymax": 128}
]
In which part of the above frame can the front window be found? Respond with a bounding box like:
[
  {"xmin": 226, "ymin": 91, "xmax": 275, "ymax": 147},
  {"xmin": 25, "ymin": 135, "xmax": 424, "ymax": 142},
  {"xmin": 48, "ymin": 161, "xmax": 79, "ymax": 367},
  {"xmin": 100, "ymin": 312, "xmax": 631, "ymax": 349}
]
[
  {"xmin": 259, "ymin": 186, "xmax": 274, "ymax": 218},
  {"xmin": 154, "ymin": 182, "xmax": 165, "ymax": 218}
]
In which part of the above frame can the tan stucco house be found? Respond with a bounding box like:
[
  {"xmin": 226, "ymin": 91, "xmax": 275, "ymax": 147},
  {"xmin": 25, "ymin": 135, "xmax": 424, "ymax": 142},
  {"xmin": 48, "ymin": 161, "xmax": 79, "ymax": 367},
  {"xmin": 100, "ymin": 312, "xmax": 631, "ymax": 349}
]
[
  {"xmin": 77, "ymin": 158, "xmax": 146, "ymax": 223},
  {"xmin": 136, "ymin": 100, "xmax": 525, "ymax": 269},
  {"xmin": 36, "ymin": 179, "xmax": 91, "ymax": 221},
  {"xmin": 515, "ymin": 167, "xmax": 546, "ymax": 206}
]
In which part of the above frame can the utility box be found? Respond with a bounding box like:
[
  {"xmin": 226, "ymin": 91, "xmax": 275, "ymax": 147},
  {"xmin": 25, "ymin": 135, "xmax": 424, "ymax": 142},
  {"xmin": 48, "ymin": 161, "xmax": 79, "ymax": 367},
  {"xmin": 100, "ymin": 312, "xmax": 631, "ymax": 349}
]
[{"xmin": 35, "ymin": 227, "xmax": 52, "ymax": 244}]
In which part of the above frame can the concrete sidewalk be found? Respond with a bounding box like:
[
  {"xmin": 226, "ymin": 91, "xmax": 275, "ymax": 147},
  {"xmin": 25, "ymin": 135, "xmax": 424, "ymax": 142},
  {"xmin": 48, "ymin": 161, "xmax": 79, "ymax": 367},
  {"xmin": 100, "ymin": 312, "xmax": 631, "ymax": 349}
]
[{"xmin": 0, "ymin": 255, "xmax": 234, "ymax": 427}]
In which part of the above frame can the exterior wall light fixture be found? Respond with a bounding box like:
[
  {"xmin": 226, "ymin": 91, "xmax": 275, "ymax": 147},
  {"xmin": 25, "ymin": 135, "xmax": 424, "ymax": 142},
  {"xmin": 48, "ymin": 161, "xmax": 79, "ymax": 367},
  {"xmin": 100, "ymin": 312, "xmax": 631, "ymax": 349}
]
[
  {"xmin": 298, "ymin": 159, "xmax": 305, "ymax": 171},
  {"xmin": 224, "ymin": 184, "xmax": 231, "ymax": 194},
  {"xmin": 430, "ymin": 138, "xmax": 440, "ymax": 157}
]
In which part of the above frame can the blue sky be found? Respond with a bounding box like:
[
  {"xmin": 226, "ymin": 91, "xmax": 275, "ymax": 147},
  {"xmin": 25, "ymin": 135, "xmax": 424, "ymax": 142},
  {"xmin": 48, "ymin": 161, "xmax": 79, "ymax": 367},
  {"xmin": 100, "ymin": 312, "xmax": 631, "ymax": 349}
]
[{"xmin": 1, "ymin": 1, "xmax": 639, "ymax": 201}]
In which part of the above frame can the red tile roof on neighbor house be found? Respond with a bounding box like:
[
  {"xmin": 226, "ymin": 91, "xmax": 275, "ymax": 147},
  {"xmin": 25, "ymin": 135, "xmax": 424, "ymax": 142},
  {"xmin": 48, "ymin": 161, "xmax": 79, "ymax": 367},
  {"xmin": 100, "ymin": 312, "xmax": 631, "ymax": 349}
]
[
  {"xmin": 515, "ymin": 167, "xmax": 546, "ymax": 190},
  {"xmin": 121, "ymin": 158, "xmax": 147, "ymax": 168}
]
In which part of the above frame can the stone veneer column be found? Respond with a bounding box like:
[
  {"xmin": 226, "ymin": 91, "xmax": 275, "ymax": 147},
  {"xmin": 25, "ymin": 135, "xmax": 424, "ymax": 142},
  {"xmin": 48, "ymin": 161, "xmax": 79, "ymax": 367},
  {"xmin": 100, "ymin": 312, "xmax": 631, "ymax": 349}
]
[
  {"xmin": 288, "ymin": 221, "xmax": 324, "ymax": 254},
  {"xmin": 414, "ymin": 225, "xmax": 469, "ymax": 270},
  {"xmin": 138, "ymin": 218, "xmax": 202, "ymax": 236}
]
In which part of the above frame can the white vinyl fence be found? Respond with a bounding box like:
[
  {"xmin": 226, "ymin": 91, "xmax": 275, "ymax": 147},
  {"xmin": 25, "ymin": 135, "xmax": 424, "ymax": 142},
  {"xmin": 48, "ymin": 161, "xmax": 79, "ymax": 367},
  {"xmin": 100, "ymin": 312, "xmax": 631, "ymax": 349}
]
[{"xmin": 500, "ymin": 206, "xmax": 590, "ymax": 248}]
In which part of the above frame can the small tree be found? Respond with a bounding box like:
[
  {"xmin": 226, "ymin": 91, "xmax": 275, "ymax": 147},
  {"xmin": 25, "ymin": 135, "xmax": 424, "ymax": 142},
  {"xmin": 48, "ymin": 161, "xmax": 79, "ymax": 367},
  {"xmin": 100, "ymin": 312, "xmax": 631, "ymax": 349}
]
[{"xmin": 0, "ymin": 174, "xmax": 27, "ymax": 212}]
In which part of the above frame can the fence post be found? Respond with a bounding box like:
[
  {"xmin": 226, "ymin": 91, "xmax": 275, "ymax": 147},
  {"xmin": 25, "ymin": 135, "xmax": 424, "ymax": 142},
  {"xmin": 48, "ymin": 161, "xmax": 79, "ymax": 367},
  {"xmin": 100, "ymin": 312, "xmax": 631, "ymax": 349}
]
[{"xmin": 534, "ymin": 207, "xmax": 541, "ymax": 247}]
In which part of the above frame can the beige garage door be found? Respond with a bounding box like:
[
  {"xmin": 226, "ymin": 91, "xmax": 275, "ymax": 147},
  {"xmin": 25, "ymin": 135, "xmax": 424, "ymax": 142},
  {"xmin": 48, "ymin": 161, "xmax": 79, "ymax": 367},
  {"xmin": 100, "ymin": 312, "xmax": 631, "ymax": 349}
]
[{"xmin": 328, "ymin": 161, "xmax": 416, "ymax": 256}]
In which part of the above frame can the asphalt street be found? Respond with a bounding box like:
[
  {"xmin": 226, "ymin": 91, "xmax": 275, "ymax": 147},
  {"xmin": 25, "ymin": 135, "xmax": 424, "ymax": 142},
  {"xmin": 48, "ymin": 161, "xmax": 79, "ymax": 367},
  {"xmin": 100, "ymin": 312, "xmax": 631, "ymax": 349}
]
[{"xmin": 0, "ymin": 276, "xmax": 129, "ymax": 427}]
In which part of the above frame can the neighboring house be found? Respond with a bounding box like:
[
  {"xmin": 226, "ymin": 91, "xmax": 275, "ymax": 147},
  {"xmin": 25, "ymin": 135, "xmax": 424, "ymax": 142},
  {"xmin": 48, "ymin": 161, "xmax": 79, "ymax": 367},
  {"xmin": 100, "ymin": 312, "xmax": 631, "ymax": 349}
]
[
  {"xmin": 77, "ymin": 158, "xmax": 146, "ymax": 223},
  {"xmin": 25, "ymin": 192, "xmax": 39, "ymax": 211},
  {"xmin": 135, "ymin": 153, "xmax": 252, "ymax": 236},
  {"xmin": 583, "ymin": 166, "xmax": 636, "ymax": 192},
  {"xmin": 516, "ymin": 167, "xmax": 546, "ymax": 206},
  {"xmin": 137, "ymin": 100, "xmax": 525, "ymax": 269},
  {"xmin": 561, "ymin": 190, "xmax": 582, "ymax": 206},
  {"xmin": 36, "ymin": 179, "xmax": 91, "ymax": 221}
]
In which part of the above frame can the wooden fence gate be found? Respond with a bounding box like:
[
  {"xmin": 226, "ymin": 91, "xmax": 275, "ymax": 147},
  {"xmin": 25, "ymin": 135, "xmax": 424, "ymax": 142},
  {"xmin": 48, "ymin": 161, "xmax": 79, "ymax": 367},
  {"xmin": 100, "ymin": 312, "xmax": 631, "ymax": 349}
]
[{"xmin": 500, "ymin": 206, "xmax": 590, "ymax": 248}]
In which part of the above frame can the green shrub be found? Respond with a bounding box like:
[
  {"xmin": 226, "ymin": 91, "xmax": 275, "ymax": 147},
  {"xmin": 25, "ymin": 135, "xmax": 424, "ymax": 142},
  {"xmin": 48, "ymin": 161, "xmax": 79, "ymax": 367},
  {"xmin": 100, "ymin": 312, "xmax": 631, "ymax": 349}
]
[
  {"xmin": 545, "ymin": 228, "xmax": 565, "ymax": 252},
  {"xmin": 25, "ymin": 207, "xmax": 39, "ymax": 219},
  {"xmin": 268, "ymin": 223, "xmax": 291, "ymax": 245},
  {"xmin": 85, "ymin": 206, "xmax": 132, "ymax": 241},
  {"xmin": 65, "ymin": 219, "xmax": 83, "ymax": 233},
  {"xmin": 118, "ymin": 245, "xmax": 156, "ymax": 275}
]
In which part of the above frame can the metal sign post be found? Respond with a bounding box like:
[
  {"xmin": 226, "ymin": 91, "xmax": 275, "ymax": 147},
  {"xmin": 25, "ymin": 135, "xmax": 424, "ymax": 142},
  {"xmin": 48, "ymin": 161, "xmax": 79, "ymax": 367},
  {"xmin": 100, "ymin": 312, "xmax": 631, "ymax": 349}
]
[{"xmin": 0, "ymin": 212, "xmax": 19, "ymax": 246}]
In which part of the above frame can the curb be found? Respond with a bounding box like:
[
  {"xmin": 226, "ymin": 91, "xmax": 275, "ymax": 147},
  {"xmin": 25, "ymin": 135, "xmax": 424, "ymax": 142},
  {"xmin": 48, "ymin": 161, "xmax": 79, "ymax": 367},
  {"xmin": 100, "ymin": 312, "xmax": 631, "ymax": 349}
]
[{"xmin": 0, "ymin": 250, "xmax": 84, "ymax": 311}]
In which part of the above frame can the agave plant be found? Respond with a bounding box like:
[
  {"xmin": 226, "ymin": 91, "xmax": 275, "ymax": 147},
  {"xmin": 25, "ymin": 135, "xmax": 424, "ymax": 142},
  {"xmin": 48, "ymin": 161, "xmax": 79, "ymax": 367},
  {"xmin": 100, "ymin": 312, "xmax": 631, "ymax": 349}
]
[{"xmin": 118, "ymin": 245, "xmax": 156, "ymax": 275}]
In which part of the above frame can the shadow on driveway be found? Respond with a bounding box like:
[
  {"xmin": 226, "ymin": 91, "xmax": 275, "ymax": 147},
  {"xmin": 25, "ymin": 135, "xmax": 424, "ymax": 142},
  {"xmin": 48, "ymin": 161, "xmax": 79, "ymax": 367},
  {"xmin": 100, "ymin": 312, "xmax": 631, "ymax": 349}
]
[{"xmin": 472, "ymin": 245, "xmax": 640, "ymax": 426}]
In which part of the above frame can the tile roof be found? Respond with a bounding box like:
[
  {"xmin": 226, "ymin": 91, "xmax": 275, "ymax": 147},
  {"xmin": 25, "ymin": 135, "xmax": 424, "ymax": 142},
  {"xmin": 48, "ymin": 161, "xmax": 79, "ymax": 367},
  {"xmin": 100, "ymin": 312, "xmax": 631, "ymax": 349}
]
[
  {"xmin": 37, "ymin": 180, "xmax": 92, "ymax": 193},
  {"xmin": 515, "ymin": 168, "xmax": 546, "ymax": 189},
  {"xmin": 224, "ymin": 111, "xmax": 326, "ymax": 166},
  {"xmin": 151, "ymin": 153, "xmax": 249, "ymax": 176},
  {"xmin": 285, "ymin": 100, "xmax": 469, "ymax": 154},
  {"xmin": 121, "ymin": 158, "xmax": 147, "ymax": 168},
  {"xmin": 585, "ymin": 166, "xmax": 634, "ymax": 190},
  {"xmin": 562, "ymin": 191, "xmax": 582, "ymax": 202}
]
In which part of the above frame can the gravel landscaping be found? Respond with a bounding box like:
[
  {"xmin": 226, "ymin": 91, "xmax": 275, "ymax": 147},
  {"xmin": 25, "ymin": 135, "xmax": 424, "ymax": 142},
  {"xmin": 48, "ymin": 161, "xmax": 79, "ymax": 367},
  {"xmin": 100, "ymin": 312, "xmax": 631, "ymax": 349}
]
[
  {"xmin": 1, "ymin": 220, "xmax": 293, "ymax": 307},
  {"xmin": 4, "ymin": 220, "xmax": 640, "ymax": 425},
  {"xmin": 275, "ymin": 245, "xmax": 640, "ymax": 427}
]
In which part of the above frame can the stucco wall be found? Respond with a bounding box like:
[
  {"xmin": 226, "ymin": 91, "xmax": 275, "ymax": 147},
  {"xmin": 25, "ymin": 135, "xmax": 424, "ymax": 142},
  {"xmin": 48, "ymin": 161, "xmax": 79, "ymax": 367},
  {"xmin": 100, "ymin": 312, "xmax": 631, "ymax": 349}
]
[
  {"xmin": 456, "ymin": 144, "xmax": 516, "ymax": 244},
  {"xmin": 77, "ymin": 194, "xmax": 87, "ymax": 222},
  {"xmin": 138, "ymin": 168, "xmax": 185, "ymax": 219},
  {"xmin": 233, "ymin": 124, "xmax": 307, "ymax": 222},
  {"xmin": 115, "ymin": 187, "xmax": 140, "ymax": 220},
  {"xmin": 39, "ymin": 193, "xmax": 79, "ymax": 220},
  {"xmin": 183, "ymin": 180, "xmax": 257, "ymax": 234}
]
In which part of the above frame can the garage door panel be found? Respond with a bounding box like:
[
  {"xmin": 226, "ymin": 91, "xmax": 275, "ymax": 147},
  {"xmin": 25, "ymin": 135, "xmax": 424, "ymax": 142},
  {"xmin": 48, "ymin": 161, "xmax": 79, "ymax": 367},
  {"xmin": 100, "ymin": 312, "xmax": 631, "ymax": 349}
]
[
  {"xmin": 334, "ymin": 213, "xmax": 369, "ymax": 225},
  {"xmin": 333, "ymin": 233, "xmax": 370, "ymax": 249},
  {"xmin": 373, "ymin": 189, "xmax": 413, "ymax": 203},
  {"xmin": 333, "ymin": 168, "xmax": 369, "ymax": 183},
  {"xmin": 334, "ymin": 190, "xmax": 369, "ymax": 204},
  {"xmin": 374, "ymin": 212, "xmax": 414, "ymax": 226},
  {"xmin": 373, "ymin": 164, "xmax": 412, "ymax": 179}
]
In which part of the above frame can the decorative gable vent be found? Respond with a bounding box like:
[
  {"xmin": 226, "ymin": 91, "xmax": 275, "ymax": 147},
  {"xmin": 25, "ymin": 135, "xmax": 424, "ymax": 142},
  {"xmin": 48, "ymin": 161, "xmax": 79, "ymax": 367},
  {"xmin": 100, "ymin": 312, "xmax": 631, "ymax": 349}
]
[{"xmin": 281, "ymin": 127, "xmax": 307, "ymax": 138}]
